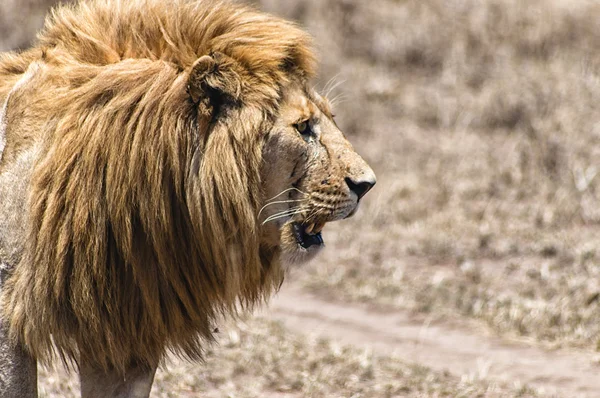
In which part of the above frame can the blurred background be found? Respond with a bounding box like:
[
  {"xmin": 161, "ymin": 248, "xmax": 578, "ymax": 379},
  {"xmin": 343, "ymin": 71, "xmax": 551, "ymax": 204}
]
[{"xmin": 4, "ymin": 0, "xmax": 600, "ymax": 396}]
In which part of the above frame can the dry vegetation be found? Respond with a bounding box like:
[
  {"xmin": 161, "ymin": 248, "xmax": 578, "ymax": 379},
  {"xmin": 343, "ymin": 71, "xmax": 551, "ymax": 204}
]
[
  {"xmin": 0, "ymin": 0, "xmax": 65, "ymax": 51},
  {"xmin": 39, "ymin": 317, "xmax": 538, "ymax": 398},
  {"xmin": 4, "ymin": 0, "xmax": 600, "ymax": 396}
]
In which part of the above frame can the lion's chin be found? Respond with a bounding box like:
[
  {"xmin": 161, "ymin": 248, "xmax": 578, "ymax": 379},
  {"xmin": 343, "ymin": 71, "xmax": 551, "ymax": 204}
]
[{"xmin": 279, "ymin": 222, "xmax": 324, "ymax": 266}]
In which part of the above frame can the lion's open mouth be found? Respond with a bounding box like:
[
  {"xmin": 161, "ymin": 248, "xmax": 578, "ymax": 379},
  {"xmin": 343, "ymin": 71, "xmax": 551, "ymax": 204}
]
[{"xmin": 292, "ymin": 222, "xmax": 325, "ymax": 249}]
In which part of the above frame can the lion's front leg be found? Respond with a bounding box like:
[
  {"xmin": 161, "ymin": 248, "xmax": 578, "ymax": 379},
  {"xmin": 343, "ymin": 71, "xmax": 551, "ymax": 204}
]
[
  {"xmin": 79, "ymin": 362, "xmax": 157, "ymax": 398},
  {"xmin": 0, "ymin": 267, "xmax": 38, "ymax": 398},
  {"xmin": 0, "ymin": 324, "xmax": 37, "ymax": 398}
]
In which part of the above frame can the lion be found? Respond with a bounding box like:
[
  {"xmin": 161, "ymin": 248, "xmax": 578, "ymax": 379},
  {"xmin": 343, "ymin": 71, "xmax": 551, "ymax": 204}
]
[{"xmin": 0, "ymin": 0, "xmax": 376, "ymax": 396}]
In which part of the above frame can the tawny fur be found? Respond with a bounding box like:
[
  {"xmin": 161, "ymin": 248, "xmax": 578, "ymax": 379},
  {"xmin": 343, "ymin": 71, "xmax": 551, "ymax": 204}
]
[{"xmin": 0, "ymin": 0, "xmax": 316, "ymax": 373}]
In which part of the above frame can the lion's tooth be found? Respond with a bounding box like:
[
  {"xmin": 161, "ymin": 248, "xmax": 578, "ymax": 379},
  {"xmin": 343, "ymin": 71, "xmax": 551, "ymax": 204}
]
[
  {"xmin": 305, "ymin": 223, "xmax": 315, "ymax": 234},
  {"xmin": 314, "ymin": 222, "xmax": 326, "ymax": 234}
]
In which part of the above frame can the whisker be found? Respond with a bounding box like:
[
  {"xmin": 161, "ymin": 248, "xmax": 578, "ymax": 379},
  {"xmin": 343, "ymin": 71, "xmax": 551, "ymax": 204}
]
[
  {"xmin": 257, "ymin": 198, "xmax": 308, "ymax": 218},
  {"xmin": 264, "ymin": 205, "xmax": 302, "ymax": 217},
  {"xmin": 264, "ymin": 187, "xmax": 307, "ymax": 203},
  {"xmin": 323, "ymin": 73, "xmax": 342, "ymax": 97},
  {"xmin": 263, "ymin": 207, "xmax": 302, "ymax": 221},
  {"xmin": 325, "ymin": 78, "xmax": 346, "ymax": 99},
  {"xmin": 262, "ymin": 211, "xmax": 304, "ymax": 225},
  {"xmin": 261, "ymin": 208, "xmax": 304, "ymax": 225},
  {"xmin": 330, "ymin": 93, "xmax": 349, "ymax": 108}
]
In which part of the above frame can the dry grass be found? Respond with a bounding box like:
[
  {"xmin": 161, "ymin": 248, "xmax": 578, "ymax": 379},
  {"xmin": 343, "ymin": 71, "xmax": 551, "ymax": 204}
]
[
  {"xmin": 39, "ymin": 317, "xmax": 540, "ymax": 397},
  {"xmin": 254, "ymin": 0, "xmax": 600, "ymax": 350},
  {"xmin": 0, "ymin": 0, "xmax": 67, "ymax": 51}
]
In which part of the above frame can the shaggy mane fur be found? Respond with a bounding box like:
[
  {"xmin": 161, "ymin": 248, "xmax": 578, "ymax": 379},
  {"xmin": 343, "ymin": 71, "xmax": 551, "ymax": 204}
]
[{"xmin": 0, "ymin": 0, "xmax": 315, "ymax": 372}]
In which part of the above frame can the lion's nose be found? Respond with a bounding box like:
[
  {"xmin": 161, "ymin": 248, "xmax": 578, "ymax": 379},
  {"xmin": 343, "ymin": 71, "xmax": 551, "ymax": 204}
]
[{"xmin": 345, "ymin": 169, "xmax": 376, "ymax": 200}]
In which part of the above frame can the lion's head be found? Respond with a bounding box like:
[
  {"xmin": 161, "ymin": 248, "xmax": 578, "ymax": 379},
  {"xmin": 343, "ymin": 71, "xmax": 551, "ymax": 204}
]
[
  {"xmin": 0, "ymin": 0, "xmax": 374, "ymax": 372},
  {"xmin": 260, "ymin": 85, "xmax": 375, "ymax": 265},
  {"xmin": 184, "ymin": 49, "xmax": 374, "ymax": 274}
]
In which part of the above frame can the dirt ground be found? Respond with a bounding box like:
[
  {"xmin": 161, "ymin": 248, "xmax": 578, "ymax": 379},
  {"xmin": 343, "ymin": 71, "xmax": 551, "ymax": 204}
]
[
  {"xmin": 267, "ymin": 284, "xmax": 597, "ymax": 397},
  {"xmin": 4, "ymin": 0, "xmax": 600, "ymax": 396}
]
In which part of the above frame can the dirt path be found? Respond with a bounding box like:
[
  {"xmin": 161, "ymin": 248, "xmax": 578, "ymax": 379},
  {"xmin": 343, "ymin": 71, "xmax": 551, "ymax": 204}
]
[{"xmin": 263, "ymin": 285, "xmax": 600, "ymax": 397}]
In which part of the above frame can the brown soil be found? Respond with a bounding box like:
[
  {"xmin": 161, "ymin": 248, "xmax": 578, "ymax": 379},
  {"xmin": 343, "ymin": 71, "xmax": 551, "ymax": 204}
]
[{"xmin": 265, "ymin": 283, "xmax": 600, "ymax": 397}]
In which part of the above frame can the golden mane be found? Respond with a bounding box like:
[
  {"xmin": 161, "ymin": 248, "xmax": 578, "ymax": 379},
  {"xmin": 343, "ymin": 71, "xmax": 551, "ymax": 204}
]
[{"xmin": 1, "ymin": 0, "xmax": 315, "ymax": 372}]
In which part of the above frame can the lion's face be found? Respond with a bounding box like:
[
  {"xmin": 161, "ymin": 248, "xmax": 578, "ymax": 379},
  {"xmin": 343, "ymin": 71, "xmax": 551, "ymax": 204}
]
[{"xmin": 261, "ymin": 85, "xmax": 376, "ymax": 264}]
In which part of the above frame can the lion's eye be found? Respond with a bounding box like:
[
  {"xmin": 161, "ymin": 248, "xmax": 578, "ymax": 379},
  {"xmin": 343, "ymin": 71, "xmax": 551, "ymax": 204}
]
[{"xmin": 296, "ymin": 120, "xmax": 310, "ymax": 136}]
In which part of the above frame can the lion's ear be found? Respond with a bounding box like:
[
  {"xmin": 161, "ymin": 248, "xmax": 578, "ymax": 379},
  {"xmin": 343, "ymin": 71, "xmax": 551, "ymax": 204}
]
[{"xmin": 188, "ymin": 52, "xmax": 243, "ymax": 109}]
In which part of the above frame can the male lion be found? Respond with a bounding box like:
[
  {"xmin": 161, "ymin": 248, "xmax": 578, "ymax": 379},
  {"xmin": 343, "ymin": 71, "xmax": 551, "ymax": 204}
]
[{"xmin": 0, "ymin": 0, "xmax": 376, "ymax": 397}]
